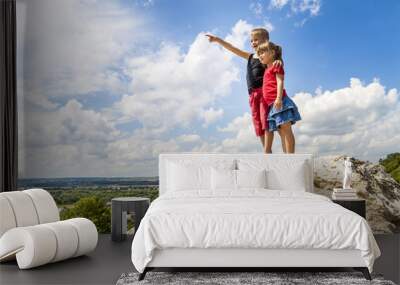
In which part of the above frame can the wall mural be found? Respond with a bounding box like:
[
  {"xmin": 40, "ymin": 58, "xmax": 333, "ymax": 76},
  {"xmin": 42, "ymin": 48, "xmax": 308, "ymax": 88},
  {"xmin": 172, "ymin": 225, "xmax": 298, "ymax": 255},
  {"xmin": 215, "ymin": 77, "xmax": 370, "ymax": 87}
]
[{"xmin": 16, "ymin": 0, "xmax": 400, "ymax": 233}]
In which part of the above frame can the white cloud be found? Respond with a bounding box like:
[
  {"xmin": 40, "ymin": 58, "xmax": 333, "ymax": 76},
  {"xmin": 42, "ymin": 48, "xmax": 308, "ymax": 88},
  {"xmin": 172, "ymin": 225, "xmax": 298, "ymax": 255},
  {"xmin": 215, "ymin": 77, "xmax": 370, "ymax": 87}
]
[
  {"xmin": 177, "ymin": 134, "xmax": 201, "ymax": 143},
  {"xmin": 19, "ymin": 19, "xmax": 256, "ymax": 177},
  {"xmin": 105, "ymin": 133, "xmax": 181, "ymax": 167},
  {"xmin": 217, "ymin": 78, "xmax": 400, "ymax": 161},
  {"xmin": 17, "ymin": 0, "xmax": 146, "ymax": 109},
  {"xmin": 200, "ymin": 108, "xmax": 224, "ymax": 127},
  {"xmin": 20, "ymin": 98, "xmax": 186, "ymax": 177},
  {"xmin": 270, "ymin": 0, "xmax": 320, "ymax": 16},
  {"xmin": 224, "ymin": 20, "xmax": 254, "ymax": 51},
  {"xmin": 22, "ymin": 135, "xmax": 180, "ymax": 178},
  {"xmin": 25, "ymin": 100, "xmax": 120, "ymax": 148},
  {"xmin": 137, "ymin": 0, "xmax": 155, "ymax": 7},
  {"xmin": 270, "ymin": 0, "xmax": 290, "ymax": 9},
  {"xmin": 250, "ymin": 1, "xmax": 263, "ymax": 17},
  {"xmin": 296, "ymin": 0, "xmax": 321, "ymax": 16},
  {"xmin": 294, "ymin": 78, "xmax": 397, "ymax": 135},
  {"xmin": 264, "ymin": 20, "xmax": 275, "ymax": 32},
  {"xmin": 248, "ymin": 3, "xmax": 275, "ymax": 32},
  {"xmin": 110, "ymin": 23, "xmax": 247, "ymax": 132},
  {"xmin": 219, "ymin": 113, "xmax": 263, "ymax": 152},
  {"xmin": 20, "ymin": 99, "xmax": 123, "ymax": 177},
  {"xmin": 20, "ymin": 74, "xmax": 400, "ymax": 177},
  {"xmin": 294, "ymin": 18, "xmax": 308, "ymax": 28}
]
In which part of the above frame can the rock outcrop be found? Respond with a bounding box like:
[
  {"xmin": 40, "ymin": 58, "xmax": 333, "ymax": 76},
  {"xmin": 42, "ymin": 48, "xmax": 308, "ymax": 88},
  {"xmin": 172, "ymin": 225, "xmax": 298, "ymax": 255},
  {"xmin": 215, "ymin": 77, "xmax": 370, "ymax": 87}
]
[{"xmin": 314, "ymin": 155, "xmax": 400, "ymax": 234}]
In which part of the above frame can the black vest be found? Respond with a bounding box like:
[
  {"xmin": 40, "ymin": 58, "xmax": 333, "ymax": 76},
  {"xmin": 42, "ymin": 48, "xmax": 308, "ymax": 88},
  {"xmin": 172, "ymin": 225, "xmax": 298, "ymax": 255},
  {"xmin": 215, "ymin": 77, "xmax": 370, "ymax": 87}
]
[{"xmin": 246, "ymin": 53, "xmax": 265, "ymax": 93}]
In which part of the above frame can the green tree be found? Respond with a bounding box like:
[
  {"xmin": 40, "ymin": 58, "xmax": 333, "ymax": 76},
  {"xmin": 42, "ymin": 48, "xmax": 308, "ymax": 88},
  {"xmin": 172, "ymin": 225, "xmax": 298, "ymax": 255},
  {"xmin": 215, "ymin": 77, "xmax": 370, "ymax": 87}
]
[
  {"xmin": 380, "ymin": 153, "xmax": 400, "ymax": 183},
  {"xmin": 61, "ymin": 196, "xmax": 111, "ymax": 233}
]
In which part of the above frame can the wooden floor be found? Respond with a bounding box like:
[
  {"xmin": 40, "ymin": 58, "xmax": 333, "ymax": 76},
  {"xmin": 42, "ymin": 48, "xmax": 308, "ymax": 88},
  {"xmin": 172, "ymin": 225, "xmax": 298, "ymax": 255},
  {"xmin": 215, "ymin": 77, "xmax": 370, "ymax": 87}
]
[{"xmin": 0, "ymin": 234, "xmax": 399, "ymax": 285}]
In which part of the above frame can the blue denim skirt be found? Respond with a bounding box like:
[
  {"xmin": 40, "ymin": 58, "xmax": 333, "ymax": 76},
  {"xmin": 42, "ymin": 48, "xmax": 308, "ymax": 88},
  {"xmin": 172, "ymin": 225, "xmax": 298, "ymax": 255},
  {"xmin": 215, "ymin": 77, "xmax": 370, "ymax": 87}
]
[{"xmin": 267, "ymin": 95, "xmax": 301, "ymax": 132}]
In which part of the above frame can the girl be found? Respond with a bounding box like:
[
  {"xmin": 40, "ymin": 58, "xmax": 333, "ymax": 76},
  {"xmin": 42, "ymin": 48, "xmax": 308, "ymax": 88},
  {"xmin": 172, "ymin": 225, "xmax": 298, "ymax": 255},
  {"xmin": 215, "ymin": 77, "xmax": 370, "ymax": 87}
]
[
  {"xmin": 206, "ymin": 29, "xmax": 283, "ymax": 153},
  {"xmin": 257, "ymin": 42, "xmax": 301, "ymax": 153}
]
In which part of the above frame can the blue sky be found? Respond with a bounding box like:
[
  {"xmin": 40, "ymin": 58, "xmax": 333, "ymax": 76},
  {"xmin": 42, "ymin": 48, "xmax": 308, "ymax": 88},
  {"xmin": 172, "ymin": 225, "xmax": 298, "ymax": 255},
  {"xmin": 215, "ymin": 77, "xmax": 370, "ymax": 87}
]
[
  {"xmin": 16, "ymin": 0, "xmax": 400, "ymax": 177},
  {"xmin": 135, "ymin": 0, "xmax": 400, "ymax": 93}
]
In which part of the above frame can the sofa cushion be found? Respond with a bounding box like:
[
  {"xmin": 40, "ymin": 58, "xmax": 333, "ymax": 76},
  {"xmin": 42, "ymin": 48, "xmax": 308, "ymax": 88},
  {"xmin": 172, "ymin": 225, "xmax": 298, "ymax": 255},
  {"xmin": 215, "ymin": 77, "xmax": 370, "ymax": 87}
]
[
  {"xmin": 0, "ymin": 192, "xmax": 39, "ymax": 227},
  {"xmin": 0, "ymin": 196, "xmax": 17, "ymax": 238},
  {"xmin": 23, "ymin": 189, "xmax": 60, "ymax": 224}
]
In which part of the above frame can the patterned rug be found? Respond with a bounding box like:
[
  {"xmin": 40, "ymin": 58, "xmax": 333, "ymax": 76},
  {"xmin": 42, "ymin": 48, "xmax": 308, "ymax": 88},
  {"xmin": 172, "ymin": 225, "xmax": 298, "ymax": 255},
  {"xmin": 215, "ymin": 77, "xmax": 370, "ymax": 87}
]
[{"xmin": 116, "ymin": 271, "xmax": 396, "ymax": 285}]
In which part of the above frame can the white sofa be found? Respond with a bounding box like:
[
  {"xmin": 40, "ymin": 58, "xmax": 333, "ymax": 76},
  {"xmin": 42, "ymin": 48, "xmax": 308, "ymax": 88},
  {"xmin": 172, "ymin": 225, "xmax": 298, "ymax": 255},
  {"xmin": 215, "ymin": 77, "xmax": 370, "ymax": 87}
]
[{"xmin": 0, "ymin": 188, "xmax": 98, "ymax": 269}]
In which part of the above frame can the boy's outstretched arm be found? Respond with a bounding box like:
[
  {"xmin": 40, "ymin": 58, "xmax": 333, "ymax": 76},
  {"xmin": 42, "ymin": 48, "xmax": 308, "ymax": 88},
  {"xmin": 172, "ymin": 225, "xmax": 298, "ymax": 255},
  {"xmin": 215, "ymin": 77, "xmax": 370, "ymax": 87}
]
[{"xmin": 205, "ymin": 34, "xmax": 251, "ymax": 60}]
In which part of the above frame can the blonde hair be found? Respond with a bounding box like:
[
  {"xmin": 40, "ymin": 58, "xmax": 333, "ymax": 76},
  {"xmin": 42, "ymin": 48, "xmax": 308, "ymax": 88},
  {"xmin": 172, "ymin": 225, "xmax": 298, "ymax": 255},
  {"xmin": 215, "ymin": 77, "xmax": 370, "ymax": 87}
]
[
  {"xmin": 251, "ymin": 28, "xmax": 269, "ymax": 41},
  {"xmin": 257, "ymin": 41, "xmax": 282, "ymax": 62}
]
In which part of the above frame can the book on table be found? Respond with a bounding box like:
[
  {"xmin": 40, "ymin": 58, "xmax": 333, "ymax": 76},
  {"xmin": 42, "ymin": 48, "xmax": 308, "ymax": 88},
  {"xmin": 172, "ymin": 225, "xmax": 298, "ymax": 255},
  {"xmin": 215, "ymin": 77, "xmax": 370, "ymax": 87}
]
[
  {"xmin": 332, "ymin": 192, "xmax": 358, "ymax": 200},
  {"xmin": 332, "ymin": 196, "xmax": 359, "ymax": 200},
  {"xmin": 333, "ymin": 188, "xmax": 357, "ymax": 193},
  {"xmin": 332, "ymin": 188, "xmax": 358, "ymax": 200},
  {"xmin": 332, "ymin": 193, "xmax": 357, "ymax": 197}
]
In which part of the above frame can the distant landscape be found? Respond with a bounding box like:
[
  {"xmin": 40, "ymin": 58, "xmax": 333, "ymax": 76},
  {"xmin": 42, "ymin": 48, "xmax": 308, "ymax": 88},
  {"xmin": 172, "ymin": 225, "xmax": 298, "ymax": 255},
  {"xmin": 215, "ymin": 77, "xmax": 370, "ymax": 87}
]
[
  {"xmin": 18, "ymin": 177, "xmax": 159, "ymax": 206},
  {"xmin": 16, "ymin": 153, "xmax": 399, "ymax": 234},
  {"xmin": 18, "ymin": 177, "xmax": 159, "ymax": 233},
  {"xmin": 18, "ymin": 176, "xmax": 159, "ymax": 190}
]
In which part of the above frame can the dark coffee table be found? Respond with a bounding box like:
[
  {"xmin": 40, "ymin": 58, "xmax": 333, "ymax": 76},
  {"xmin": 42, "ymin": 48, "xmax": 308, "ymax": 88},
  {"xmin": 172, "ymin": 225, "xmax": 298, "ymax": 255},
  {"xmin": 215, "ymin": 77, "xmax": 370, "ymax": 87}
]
[{"xmin": 111, "ymin": 197, "xmax": 150, "ymax": 242}]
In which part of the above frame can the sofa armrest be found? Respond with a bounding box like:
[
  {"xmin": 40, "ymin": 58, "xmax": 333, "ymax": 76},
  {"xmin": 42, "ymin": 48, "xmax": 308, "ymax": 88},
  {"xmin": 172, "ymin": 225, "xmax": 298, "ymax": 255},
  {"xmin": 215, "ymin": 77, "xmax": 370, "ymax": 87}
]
[
  {"xmin": 0, "ymin": 226, "xmax": 57, "ymax": 268},
  {"xmin": 0, "ymin": 218, "xmax": 98, "ymax": 269}
]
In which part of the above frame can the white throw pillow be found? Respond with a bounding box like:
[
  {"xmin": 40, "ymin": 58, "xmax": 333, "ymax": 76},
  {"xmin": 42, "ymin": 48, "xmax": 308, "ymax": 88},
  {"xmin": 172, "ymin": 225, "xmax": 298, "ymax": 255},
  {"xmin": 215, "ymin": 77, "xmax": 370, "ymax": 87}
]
[
  {"xmin": 166, "ymin": 159, "xmax": 236, "ymax": 192},
  {"xmin": 167, "ymin": 162, "xmax": 210, "ymax": 191},
  {"xmin": 236, "ymin": 169, "xmax": 267, "ymax": 189},
  {"xmin": 237, "ymin": 159, "xmax": 308, "ymax": 191},
  {"xmin": 266, "ymin": 162, "xmax": 306, "ymax": 191},
  {"xmin": 211, "ymin": 168, "xmax": 236, "ymax": 191}
]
